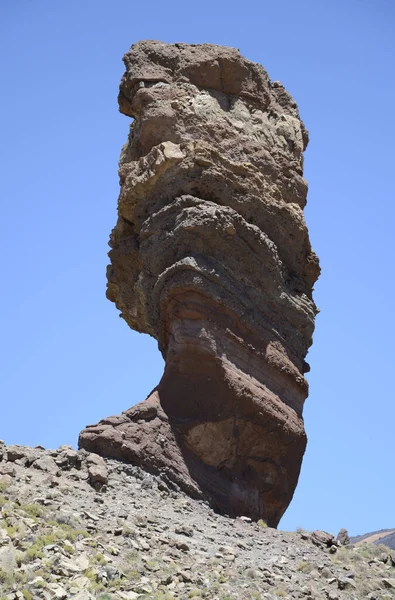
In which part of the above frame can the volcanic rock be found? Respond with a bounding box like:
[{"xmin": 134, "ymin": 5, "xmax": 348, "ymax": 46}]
[
  {"xmin": 79, "ymin": 40, "xmax": 320, "ymax": 527},
  {"xmin": 337, "ymin": 528, "xmax": 351, "ymax": 546}
]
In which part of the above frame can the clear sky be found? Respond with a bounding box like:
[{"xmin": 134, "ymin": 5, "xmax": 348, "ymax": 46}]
[{"xmin": 1, "ymin": 0, "xmax": 394, "ymax": 536}]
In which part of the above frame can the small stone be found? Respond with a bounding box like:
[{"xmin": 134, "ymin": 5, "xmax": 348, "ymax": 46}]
[
  {"xmin": 0, "ymin": 530, "xmax": 11, "ymax": 546},
  {"xmin": 175, "ymin": 525, "xmax": 194, "ymax": 537},
  {"xmin": 135, "ymin": 515, "xmax": 147, "ymax": 528},
  {"xmin": 70, "ymin": 575, "xmax": 91, "ymax": 588},
  {"xmin": 175, "ymin": 541, "xmax": 190, "ymax": 552},
  {"xmin": 83, "ymin": 510, "xmax": 100, "ymax": 522},
  {"xmin": 320, "ymin": 567, "xmax": 333, "ymax": 578},
  {"xmin": 0, "ymin": 474, "xmax": 12, "ymax": 487},
  {"xmin": 141, "ymin": 477, "xmax": 153, "ymax": 489},
  {"xmin": 60, "ymin": 552, "xmax": 89, "ymax": 573},
  {"xmin": 30, "ymin": 577, "xmax": 44, "ymax": 587},
  {"xmin": 343, "ymin": 571, "xmax": 354, "ymax": 579},
  {"xmin": 379, "ymin": 551, "xmax": 388, "ymax": 563},
  {"xmin": 0, "ymin": 543, "xmax": 17, "ymax": 573},
  {"xmin": 338, "ymin": 577, "xmax": 357, "ymax": 590},
  {"xmin": 137, "ymin": 537, "xmax": 150, "ymax": 550}
]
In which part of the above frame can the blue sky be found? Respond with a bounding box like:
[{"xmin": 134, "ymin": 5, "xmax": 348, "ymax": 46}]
[{"xmin": 1, "ymin": 0, "xmax": 394, "ymax": 535}]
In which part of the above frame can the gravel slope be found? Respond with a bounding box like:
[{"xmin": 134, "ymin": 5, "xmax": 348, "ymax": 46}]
[{"xmin": 0, "ymin": 442, "xmax": 394, "ymax": 600}]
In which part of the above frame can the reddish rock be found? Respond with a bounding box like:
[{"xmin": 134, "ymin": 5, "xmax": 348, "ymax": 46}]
[
  {"xmin": 312, "ymin": 530, "xmax": 336, "ymax": 548},
  {"xmin": 79, "ymin": 41, "xmax": 320, "ymax": 527}
]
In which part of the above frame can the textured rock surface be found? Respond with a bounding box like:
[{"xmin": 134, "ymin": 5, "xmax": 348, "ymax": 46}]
[{"xmin": 79, "ymin": 41, "xmax": 320, "ymax": 527}]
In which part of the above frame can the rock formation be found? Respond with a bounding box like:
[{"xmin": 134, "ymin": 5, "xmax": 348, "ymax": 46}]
[{"xmin": 79, "ymin": 40, "xmax": 320, "ymax": 527}]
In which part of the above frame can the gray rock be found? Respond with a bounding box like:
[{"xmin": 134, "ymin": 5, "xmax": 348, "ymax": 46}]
[
  {"xmin": 33, "ymin": 455, "xmax": 59, "ymax": 474},
  {"xmin": 0, "ymin": 543, "xmax": 17, "ymax": 573},
  {"xmin": 6, "ymin": 446, "xmax": 26, "ymax": 462},
  {"xmin": 54, "ymin": 448, "xmax": 80, "ymax": 470},
  {"xmin": 175, "ymin": 525, "xmax": 194, "ymax": 537},
  {"xmin": 86, "ymin": 453, "xmax": 108, "ymax": 488},
  {"xmin": 336, "ymin": 528, "xmax": 350, "ymax": 546},
  {"xmin": 0, "ymin": 474, "xmax": 12, "ymax": 487},
  {"xmin": 338, "ymin": 577, "xmax": 357, "ymax": 590}
]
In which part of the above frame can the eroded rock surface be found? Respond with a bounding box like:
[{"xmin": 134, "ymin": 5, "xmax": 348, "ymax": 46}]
[{"xmin": 79, "ymin": 41, "xmax": 320, "ymax": 527}]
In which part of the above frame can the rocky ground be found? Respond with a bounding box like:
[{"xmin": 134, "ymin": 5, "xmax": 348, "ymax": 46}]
[{"xmin": 0, "ymin": 442, "xmax": 394, "ymax": 600}]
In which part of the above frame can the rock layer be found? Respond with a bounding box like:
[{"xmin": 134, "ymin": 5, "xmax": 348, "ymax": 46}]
[{"xmin": 79, "ymin": 41, "xmax": 320, "ymax": 527}]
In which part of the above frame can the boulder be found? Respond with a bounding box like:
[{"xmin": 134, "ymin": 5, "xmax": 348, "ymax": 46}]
[
  {"xmin": 6, "ymin": 446, "xmax": 26, "ymax": 462},
  {"xmin": 312, "ymin": 530, "xmax": 336, "ymax": 548},
  {"xmin": 336, "ymin": 528, "xmax": 350, "ymax": 545},
  {"xmin": 86, "ymin": 453, "xmax": 108, "ymax": 488}
]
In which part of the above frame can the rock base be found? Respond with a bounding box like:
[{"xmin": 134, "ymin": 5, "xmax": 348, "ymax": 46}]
[{"xmin": 79, "ymin": 383, "xmax": 306, "ymax": 528}]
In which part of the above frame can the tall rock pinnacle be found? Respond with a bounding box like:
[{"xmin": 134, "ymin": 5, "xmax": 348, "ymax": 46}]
[{"xmin": 79, "ymin": 41, "xmax": 320, "ymax": 527}]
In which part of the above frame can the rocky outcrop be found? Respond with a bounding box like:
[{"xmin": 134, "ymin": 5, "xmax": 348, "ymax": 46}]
[{"xmin": 79, "ymin": 41, "xmax": 320, "ymax": 527}]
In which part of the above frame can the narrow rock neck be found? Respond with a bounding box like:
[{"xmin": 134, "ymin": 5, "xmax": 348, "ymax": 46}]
[{"xmin": 155, "ymin": 313, "xmax": 306, "ymax": 526}]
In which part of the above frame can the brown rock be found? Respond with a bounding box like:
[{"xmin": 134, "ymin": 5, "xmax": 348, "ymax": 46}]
[
  {"xmin": 312, "ymin": 530, "xmax": 336, "ymax": 548},
  {"xmin": 79, "ymin": 40, "xmax": 320, "ymax": 527},
  {"xmin": 336, "ymin": 528, "xmax": 350, "ymax": 546}
]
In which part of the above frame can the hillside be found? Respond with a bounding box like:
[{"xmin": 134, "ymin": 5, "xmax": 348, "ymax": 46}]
[
  {"xmin": 351, "ymin": 530, "xmax": 395, "ymax": 551},
  {"xmin": 1, "ymin": 442, "xmax": 395, "ymax": 600}
]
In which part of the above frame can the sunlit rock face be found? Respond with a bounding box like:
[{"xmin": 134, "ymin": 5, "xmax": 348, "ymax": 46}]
[{"xmin": 79, "ymin": 41, "xmax": 320, "ymax": 527}]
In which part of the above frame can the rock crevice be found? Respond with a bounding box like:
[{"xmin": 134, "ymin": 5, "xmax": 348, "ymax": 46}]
[{"xmin": 79, "ymin": 40, "xmax": 320, "ymax": 527}]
